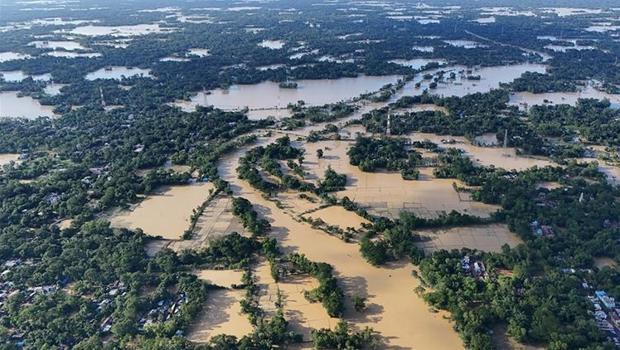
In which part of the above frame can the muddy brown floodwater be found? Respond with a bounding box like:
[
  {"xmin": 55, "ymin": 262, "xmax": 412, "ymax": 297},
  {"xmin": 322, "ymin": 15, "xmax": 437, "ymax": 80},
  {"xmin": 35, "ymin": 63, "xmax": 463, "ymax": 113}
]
[
  {"xmin": 109, "ymin": 182, "xmax": 213, "ymax": 239},
  {"xmin": 0, "ymin": 154, "xmax": 20, "ymax": 167},
  {"xmin": 301, "ymin": 140, "xmax": 501, "ymax": 219},
  {"xmin": 416, "ymin": 223, "xmax": 523, "ymax": 253},
  {"xmin": 217, "ymin": 137, "xmax": 465, "ymax": 349}
]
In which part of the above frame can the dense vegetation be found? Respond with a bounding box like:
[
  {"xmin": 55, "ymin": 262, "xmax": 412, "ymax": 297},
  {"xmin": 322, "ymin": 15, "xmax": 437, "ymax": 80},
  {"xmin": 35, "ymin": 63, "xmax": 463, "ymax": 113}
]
[{"xmin": 348, "ymin": 137, "xmax": 422, "ymax": 179}]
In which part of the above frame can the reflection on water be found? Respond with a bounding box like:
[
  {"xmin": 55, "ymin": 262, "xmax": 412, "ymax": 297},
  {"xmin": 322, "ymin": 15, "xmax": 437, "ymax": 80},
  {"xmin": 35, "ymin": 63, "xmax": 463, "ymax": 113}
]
[{"xmin": 0, "ymin": 92, "xmax": 57, "ymax": 119}]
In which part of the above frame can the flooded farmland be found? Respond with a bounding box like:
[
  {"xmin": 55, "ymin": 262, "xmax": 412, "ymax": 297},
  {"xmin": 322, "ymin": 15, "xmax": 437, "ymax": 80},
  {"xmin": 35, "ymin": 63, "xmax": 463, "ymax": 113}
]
[
  {"xmin": 254, "ymin": 260, "xmax": 337, "ymax": 340},
  {"xmin": 109, "ymin": 182, "xmax": 213, "ymax": 240},
  {"xmin": 217, "ymin": 143, "xmax": 465, "ymax": 349},
  {"xmin": 302, "ymin": 205, "xmax": 370, "ymax": 230},
  {"xmin": 187, "ymin": 288, "xmax": 253, "ymax": 342},
  {"xmin": 303, "ymin": 141, "xmax": 501, "ymax": 219},
  {"xmin": 408, "ymin": 133, "xmax": 555, "ymax": 171},
  {"xmin": 416, "ymin": 224, "xmax": 524, "ymax": 253},
  {"xmin": 195, "ymin": 269, "xmax": 245, "ymax": 289}
]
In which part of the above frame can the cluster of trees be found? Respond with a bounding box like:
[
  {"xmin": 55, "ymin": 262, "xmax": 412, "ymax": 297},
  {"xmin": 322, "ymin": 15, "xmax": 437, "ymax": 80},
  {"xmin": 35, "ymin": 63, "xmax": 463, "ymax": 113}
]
[
  {"xmin": 367, "ymin": 90, "xmax": 553, "ymax": 156},
  {"xmin": 318, "ymin": 166, "xmax": 347, "ymax": 192},
  {"xmin": 527, "ymin": 99, "xmax": 620, "ymax": 146},
  {"xmin": 348, "ymin": 136, "xmax": 421, "ymax": 179},
  {"xmin": 311, "ymin": 321, "xmax": 378, "ymax": 349},
  {"xmin": 232, "ymin": 197, "xmax": 271, "ymax": 236},
  {"xmin": 506, "ymin": 71, "xmax": 578, "ymax": 93},
  {"xmin": 420, "ymin": 250, "xmax": 610, "ymax": 349},
  {"xmin": 286, "ymin": 253, "xmax": 345, "ymax": 318}
]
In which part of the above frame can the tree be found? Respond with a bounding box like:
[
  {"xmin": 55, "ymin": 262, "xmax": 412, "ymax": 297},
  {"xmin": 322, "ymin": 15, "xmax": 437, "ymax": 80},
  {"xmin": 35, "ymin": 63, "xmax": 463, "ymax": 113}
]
[{"xmin": 353, "ymin": 295, "xmax": 367, "ymax": 312}]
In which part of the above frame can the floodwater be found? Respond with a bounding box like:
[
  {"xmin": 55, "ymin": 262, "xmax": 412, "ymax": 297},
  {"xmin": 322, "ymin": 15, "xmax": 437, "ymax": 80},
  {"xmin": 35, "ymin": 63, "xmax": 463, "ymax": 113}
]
[
  {"xmin": 408, "ymin": 132, "xmax": 554, "ymax": 171},
  {"xmin": 162, "ymin": 194, "xmax": 251, "ymax": 253},
  {"xmin": 159, "ymin": 56, "xmax": 190, "ymax": 62},
  {"xmin": 45, "ymin": 51, "xmax": 101, "ymax": 58},
  {"xmin": 0, "ymin": 92, "xmax": 57, "ymax": 119},
  {"xmin": 43, "ymin": 83, "xmax": 67, "ymax": 96},
  {"xmin": 0, "ymin": 154, "xmax": 20, "ymax": 167},
  {"xmin": 393, "ymin": 103, "xmax": 449, "ymax": 114},
  {"xmin": 195, "ymin": 269, "xmax": 245, "ymax": 288},
  {"xmin": 480, "ymin": 7, "xmax": 536, "ymax": 17},
  {"xmin": 256, "ymin": 64, "xmax": 285, "ymax": 71},
  {"xmin": 599, "ymin": 164, "xmax": 620, "ymax": 185},
  {"xmin": 0, "ymin": 52, "xmax": 31, "ymax": 62},
  {"xmin": 509, "ymin": 84, "xmax": 620, "ymax": 109},
  {"xmin": 544, "ymin": 44, "xmax": 595, "ymax": 52},
  {"xmin": 541, "ymin": 8, "xmax": 603, "ymax": 17},
  {"xmin": 389, "ymin": 58, "xmax": 447, "ymax": 70},
  {"xmin": 302, "ymin": 140, "xmax": 501, "ymax": 219},
  {"xmin": 85, "ymin": 66, "xmax": 152, "ymax": 80},
  {"xmin": 29, "ymin": 40, "xmax": 87, "ymax": 51},
  {"xmin": 473, "ymin": 133, "xmax": 499, "ymax": 146},
  {"xmin": 186, "ymin": 289, "xmax": 253, "ymax": 342},
  {"xmin": 66, "ymin": 23, "xmax": 175, "ymax": 36},
  {"xmin": 302, "ymin": 205, "xmax": 370, "ymax": 230},
  {"xmin": 109, "ymin": 182, "xmax": 213, "ymax": 239},
  {"xmin": 174, "ymin": 75, "xmax": 400, "ymax": 111},
  {"xmin": 0, "ymin": 71, "xmax": 51, "ymax": 82},
  {"xmin": 187, "ymin": 48, "xmax": 210, "ymax": 57},
  {"xmin": 443, "ymin": 40, "xmax": 487, "ymax": 48},
  {"xmin": 594, "ymin": 257, "xmax": 618, "ymax": 270},
  {"xmin": 586, "ymin": 25, "xmax": 620, "ymax": 33},
  {"xmin": 254, "ymin": 260, "xmax": 339, "ymax": 340},
  {"xmin": 217, "ymin": 142, "xmax": 465, "ymax": 349},
  {"xmin": 416, "ymin": 224, "xmax": 523, "ymax": 253},
  {"xmin": 474, "ymin": 17, "xmax": 496, "ymax": 24},
  {"xmin": 258, "ymin": 40, "xmax": 285, "ymax": 49},
  {"xmin": 393, "ymin": 63, "xmax": 547, "ymax": 99},
  {"xmin": 411, "ymin": 45, "xmax": 435, "ymax": 52}
]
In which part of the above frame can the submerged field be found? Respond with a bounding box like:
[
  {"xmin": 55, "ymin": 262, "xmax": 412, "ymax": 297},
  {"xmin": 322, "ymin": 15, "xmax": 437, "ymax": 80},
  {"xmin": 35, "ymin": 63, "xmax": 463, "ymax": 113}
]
[
  {"xmin": 218, "ymin": 141, "xmax": 466, "ymax": 349},
  {"xmin": 301, "ymin": 140, "xmax": 501, "ymax": 219},
  {"xmin": 109, "ymin": 182, "xmax": 213, "ymax": 239},
  {"xmin": 416, "ymin": 223, "xmax": 524, "ymax": 253}
]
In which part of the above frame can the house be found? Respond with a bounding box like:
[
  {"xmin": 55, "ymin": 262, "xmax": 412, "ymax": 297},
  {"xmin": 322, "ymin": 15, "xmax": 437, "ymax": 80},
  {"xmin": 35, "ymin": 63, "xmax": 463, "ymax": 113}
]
[{"xmin": 596, "ymin": 291, "xmax": 616, "ymax": 309}]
